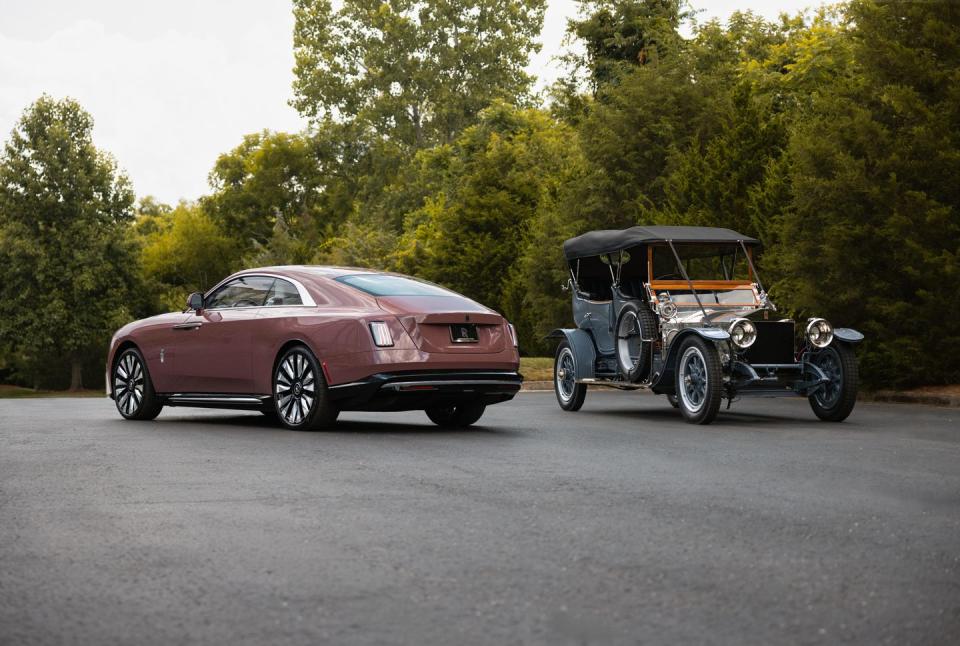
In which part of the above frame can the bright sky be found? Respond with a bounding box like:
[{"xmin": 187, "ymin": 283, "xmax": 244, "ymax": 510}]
[{"xmin": 0, "ymin": 0, "xmax": 812, "ymax": 205}]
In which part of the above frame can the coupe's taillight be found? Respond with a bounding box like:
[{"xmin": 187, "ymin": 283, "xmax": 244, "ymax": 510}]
[
  {"xmin": 507, "ymin": 322, "xmax": 518, "ymax": 348},
  {"xmin": 369, "ymin": 321, "xmax": 394, "ymax": 347}
]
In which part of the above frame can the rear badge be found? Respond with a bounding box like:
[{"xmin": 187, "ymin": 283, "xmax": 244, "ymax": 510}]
[{"xmin": 450, "ymin": 323, "xmax": 479, "ymax": 343}]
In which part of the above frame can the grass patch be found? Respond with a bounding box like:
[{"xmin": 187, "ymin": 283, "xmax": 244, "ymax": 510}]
[
  {"xmin": 520, "ymin": 357, "xmax": 553, "ymax": 381},
  {"xmin": 0, "ymin": 385, "xmax": 103, "ymax": 399}
]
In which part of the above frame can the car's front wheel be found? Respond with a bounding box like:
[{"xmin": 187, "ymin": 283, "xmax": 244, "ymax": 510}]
[
  {"xmin": 113, "ymin": 347, "xmax": 163, "ymax": 421},
  {"xmin": 273, "ymin": 346, "xmax": 338, "ymax": 431},
  {"xmin": 674, "ymin": 336, "xmax": 722, "ymax": 425},
  {"xmin": 425, "ymin": 402, "xmax": 486, "ymax": 428},
  {"xmin": 808, "ymin": 343, "xmax": 858, "ymax": 422}
]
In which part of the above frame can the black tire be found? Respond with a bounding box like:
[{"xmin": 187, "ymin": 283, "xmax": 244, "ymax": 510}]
[
  {"xmin": 666, "ymin": 394, "xmax": 680, "ymax": 409},
  {"xmin": 808, "ymin": 343, "xmax": 859, "ymax": 422},
  {"xmin": 273, "ymin": 345, "xmax": 338, "ymax": 431},
  {"xmin": 554, "ymin": 340, "xmax": 587, "ymax": 412},
  {"xmin": 425, "ymin": 401, "xmax": 486, "ymax": 428},
  {"xmin": 674, "ymin": 336, "xmax": 722, "ymax": 425},
  {"xmin": 113, "ymin": 347, "xmax": 163, "ymax": 421},
  {"xmin": 614, "ymin": 302, "xmax": 657, "ymax": 382}
]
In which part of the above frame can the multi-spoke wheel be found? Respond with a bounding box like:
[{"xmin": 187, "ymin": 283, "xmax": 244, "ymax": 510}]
[
  {"xmin": 554, "ymin": 340, "xmax": 587, "ymax": 412},
  {"xmin": 113, "ymin": 347, "xmax": 162, "ymax": 421},
  {"xmin": 674, "ymin": 336, "xmax": 722, "ymax": 425},
  {"xmin": 615, "ymin": 302, "xmax": 656, "ymax": 382},
  {"xmin": 425, "ymin": 401, "xmax": 486, "ymax": 428},
  {"xmin": 808, "ymin": 343, "xmax": 858, "ymax": 422},
  {"xmin": 273, "ymin": 346, "xmax": 338, "ymax": 430}
]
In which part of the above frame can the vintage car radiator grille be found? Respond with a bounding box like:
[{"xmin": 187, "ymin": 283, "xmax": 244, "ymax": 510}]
[{"xmin": 741, "ymin": 321, "xmax": 795, "ymax": 364}]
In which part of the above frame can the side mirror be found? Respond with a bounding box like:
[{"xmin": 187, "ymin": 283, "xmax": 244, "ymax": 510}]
[{"xmin": 187, "ymin": 292, "xmax": 204, "ymax": 312}]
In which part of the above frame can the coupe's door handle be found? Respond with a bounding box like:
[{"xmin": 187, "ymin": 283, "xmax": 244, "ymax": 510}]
[{"xmin": 173, "ymin": 322, "xmax": 202, "ymax": 331}]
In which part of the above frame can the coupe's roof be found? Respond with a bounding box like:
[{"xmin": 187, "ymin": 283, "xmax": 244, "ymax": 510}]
[
  {"xmin": 244, "ymin": 265, "xmax": 383, "ymax": 279},
  {"xmin": 563, "ymin": 226, "xmax": 759, "ymax": 261}
]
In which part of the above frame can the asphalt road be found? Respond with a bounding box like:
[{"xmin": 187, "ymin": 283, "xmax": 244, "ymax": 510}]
[{"xmin": 1, "ymin": 393, "xmax": 958, "ymax": 646}]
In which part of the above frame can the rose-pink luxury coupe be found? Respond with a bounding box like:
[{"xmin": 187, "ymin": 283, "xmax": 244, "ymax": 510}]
[{"xmin": 106, "ymin": 267, "xmax": 522, "ymax": 430}]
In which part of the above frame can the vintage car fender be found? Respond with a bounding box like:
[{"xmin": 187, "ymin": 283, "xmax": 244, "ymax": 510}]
[
  {"xmin": 547, "ymin": 328, "xmax": 597, "ymax": 380},
  {"xmin": 833, "ymin": 327, "xmax": 864, "ymax": 344},
  {"xmin": 650, "ymin": 327, "xmax": 731, "ymax": 394}
]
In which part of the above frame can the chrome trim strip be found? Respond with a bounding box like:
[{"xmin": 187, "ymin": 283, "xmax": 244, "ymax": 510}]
[
  {"xmin": 166, "ymin": 395, "xmax": 267, "ymax": 404},
  {"xmin": 203, "ymin": 272, "xmax": 318, "ymax": 308},
  {"xmin": 328, "ymin": 381, "xmax": 369, "ymax": 390},
  {"xmin": 383, "ymin": 379, "xmax": 521, "ymax": 390}
]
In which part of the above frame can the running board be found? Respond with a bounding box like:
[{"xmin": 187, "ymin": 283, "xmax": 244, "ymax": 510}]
[{"xmin": 163, "ymin": 394, "xmax": 270, "ymax": 410}]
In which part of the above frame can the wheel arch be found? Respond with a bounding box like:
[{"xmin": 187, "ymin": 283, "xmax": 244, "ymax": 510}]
[
  {"xmin": 651, "ymin": 328, "xmax": 729, "ymax": 394},
  {"xmin": 548, "ymin": 328, "xmax": 596, "ymax": 380},
  {"xmin": 271, "ymin": 338, "xmax": 323, "ymax": 381},
  {"xmin": 833, "ymin": 327, "xmax": 864, "ymax": 344},
  {"xmin": 107, "ymin": 340, "xmax": 141, "ymax": 398}
]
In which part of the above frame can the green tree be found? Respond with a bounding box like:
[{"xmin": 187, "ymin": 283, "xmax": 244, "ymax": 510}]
[
  {"xmin": 769, "ymin": 0, "xmax": 960, "ymax": 387},
  {"xmin": 394, "ymin": 102, "xmax": 586, "ymax": 350},
  {"xmin": 292, "ymin": 0, "xmax": 547, "ymax": 149},
  {"xmin": 204, "ymin": 130, "xmax": 324, "ymax": 247},
  {"xmin": 136, "ymin": 202, "xmax": 239, "ymax": 311},
  {"xmin": 568, "ymin": 0, "xmax": 691, "ymax": 90},
  {"xmin": 0, "ymin": 96, "xmax": 138, "ymax": 390}
]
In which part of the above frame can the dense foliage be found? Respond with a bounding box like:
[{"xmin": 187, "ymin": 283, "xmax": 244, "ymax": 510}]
[{"xmin": 1, "ymin": 0, "xmax": 957, "ymax": 389}]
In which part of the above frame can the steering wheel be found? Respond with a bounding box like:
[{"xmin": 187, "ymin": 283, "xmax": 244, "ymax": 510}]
[{"xmin": 233, "ymin": 299, "xmax": 260, "ymax": 308}]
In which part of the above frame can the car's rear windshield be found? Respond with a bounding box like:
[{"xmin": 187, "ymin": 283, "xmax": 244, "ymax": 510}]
[{"xmin": 335, "ymin": 274, "xmax": 458, "ymax": 297}]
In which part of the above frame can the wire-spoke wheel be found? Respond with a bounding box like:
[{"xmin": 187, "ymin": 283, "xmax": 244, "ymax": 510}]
[
  {"xmin": 113, "ymin": 347, "xmax": 162, "ymax": 421},
  {"xmin": 674, "ymin": 336, "xmax": 722, "ymax": 425},
  {"xmin": 615, "ymin": 302, "xmax": 656, "ymax": 382},
  {"xmin": 554, "ymin": 341, "xmax": 586, "ymax": 411},
  {"xmin": 273, "ymin": 346, "xmax": 337, "ymax": 431},
  {"xmin": 808, "ymin": 343, "xmax": 858, "ymax": 422}
]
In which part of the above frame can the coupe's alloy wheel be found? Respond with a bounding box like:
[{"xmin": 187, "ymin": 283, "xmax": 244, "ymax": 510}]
[
  {"xmin": 113, "ymin": 347, "xmax": 162, "ymax": 421},
  {"xmin": 275, "ymin": 352, "xmax": 316, "ymax": 426},
  {"xmin": 115, "ymin": 352, "xmax": 144, "ymax": 416}
]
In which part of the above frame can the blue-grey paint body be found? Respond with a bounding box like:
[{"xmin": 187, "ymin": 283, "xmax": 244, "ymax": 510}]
[{"xmin": 548, "ymin": 328, "xmax": 597, "ymax": 380}]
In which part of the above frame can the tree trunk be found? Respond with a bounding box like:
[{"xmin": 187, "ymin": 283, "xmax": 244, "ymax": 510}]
[{"xmin": 69, "ymin": 356, "xmax": 83, "ymax": 391}]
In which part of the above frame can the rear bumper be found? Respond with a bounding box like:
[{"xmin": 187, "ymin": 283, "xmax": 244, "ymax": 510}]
[{"xmin": 328, "ymin": 370, "xmax": 523, "ymax": 412}]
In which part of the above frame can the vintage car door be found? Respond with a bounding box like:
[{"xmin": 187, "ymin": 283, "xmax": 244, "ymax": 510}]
[
  {"xmin": 169, "ymin": 275, "xmax": 275, "ymax": 394},
  {"xmin": 573, "ymin": 292, "xmax": 616, "ymax": 355}
]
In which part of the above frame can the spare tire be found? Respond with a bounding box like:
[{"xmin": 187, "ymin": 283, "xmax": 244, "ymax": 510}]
[{"xmin": 615, "ymin": 302, "xmax": 657, "ymax": 383}]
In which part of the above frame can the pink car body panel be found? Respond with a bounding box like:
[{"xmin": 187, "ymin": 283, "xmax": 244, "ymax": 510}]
[{"xmin": 106, "ymin": 266, "xmax": 521, "ymax": 411}]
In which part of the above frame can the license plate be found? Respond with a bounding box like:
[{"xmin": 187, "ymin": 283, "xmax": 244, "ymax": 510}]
[{"xmin": 450, "ymin": 323, "xmax": 479, "ymax": 343}]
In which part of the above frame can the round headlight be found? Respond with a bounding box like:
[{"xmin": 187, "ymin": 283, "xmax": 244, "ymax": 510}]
[
  {"xmin": 728, "ymin": 318, "xmax": 757, "ymax": 349},
  {"xmin": 806, "ymin": 318, "xmax": 834, "ymax": 348},
  {"xmin": 660, "ymin": 301, "xmax": 678, "ymax": 319}
]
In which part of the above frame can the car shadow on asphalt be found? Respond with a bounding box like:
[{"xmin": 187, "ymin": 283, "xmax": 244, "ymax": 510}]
[
  {"xmin": 584, "ymin": 404, "xmax": 819, "ymax": 427},
  {"xmin": 139, "ymin": 412, "xmax": 525, "ymax": 437}
]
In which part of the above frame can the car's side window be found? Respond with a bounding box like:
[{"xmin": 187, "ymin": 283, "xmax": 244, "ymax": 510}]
[
  {"xmin": 264, "ymin": 278, "xmax": 303, "ymax": 306},
  {"xmin": 205, "ymin": 276, "xmax": 275, "ymax": 309}
]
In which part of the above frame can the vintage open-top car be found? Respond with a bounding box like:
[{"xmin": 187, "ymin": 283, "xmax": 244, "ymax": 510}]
[{"xmin": 550, "ymin": 226, "xmax": 864, "ymax": 424}]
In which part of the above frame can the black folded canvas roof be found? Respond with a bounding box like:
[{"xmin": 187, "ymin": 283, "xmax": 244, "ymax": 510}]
[{"xmin": 563, "ymin": 226, "xmax": 759, "ymax": 261}]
